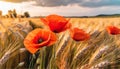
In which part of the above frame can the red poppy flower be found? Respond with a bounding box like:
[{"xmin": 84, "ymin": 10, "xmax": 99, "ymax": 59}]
[
  {"xmin": 106, "ymin": 26, "xmax": 120, "ymax": 35},
  {"xmin": 40, "ymin": 14, "xmax": 71, "ymax": 33},
  {"xmin": 24, "ymin": 28, "xmax": 57, "ymax": 54},
  {"xmin": 70, "ymin": 28, "xmax": 90, "ymax": 41}
]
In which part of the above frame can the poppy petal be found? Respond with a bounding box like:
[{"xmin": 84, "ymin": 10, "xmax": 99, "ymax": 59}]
[
  {"xmin": 70, "ymin": 28, "xmax": 90, "ymax": 41},
  {"xmin": 106, "ymin": 26, "xmax": 120, "ymax": 35},
  {"xmin": 24, "ymin": 39, "xmax": 39, "ymax": 54},
  {"xmin": 24, "ymin": 28, "xmax": 57, "ymax": 54},
  {"xmin": 41, "ymin": 14, "xmax": 71, "ymax": 33}
]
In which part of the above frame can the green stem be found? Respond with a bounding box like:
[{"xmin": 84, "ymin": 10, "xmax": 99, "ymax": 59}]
[{"xmin": 28, "ymin": 54, "xmax": 37, "ymax": 69}]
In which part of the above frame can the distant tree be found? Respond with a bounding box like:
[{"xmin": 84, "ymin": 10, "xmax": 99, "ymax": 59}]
[
  {"xmin": 24, "ymin": 12, "xmax": 30, "ymax": 18},
  {"xmin": 13, "ymin": 9, "xmax": 17, "ymax": 18},
  {"xmin": 21, "ymin": 15, "xmax": 25, "ymax": 18},
  {"xmin": 8, "ymin": 10, "xmax": 12, "ymax": 18},
  {"xmin": 0, "ymin": 10, "xmax": 2, "ymax": 18},
  {"xmin": 0, "ymin": 10, "xmax": 2, "ymax": 15}
]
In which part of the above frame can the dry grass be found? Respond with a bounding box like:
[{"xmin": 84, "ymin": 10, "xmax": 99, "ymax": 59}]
[{"xmin": 0, "ymin": 17, "xmax": 120, "ymax": 69}]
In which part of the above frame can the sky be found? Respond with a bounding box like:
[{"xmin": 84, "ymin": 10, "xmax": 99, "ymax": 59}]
[{"xmin": 0, "ymin": 0, "xmax": 120, "ymax": 17}]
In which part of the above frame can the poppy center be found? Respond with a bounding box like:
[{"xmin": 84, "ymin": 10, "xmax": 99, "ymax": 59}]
[
  {"xmin": 38, "ymin": 38, "xmax": 43, "ymax": 43},
  {"xmin": 53, "ymin": 30, "xmax": 58, "ymax": 33}
]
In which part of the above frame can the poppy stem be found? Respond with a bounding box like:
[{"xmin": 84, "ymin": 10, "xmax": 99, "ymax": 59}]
[
  {"xmin": 28, "ymin": 54, "xmax": 35, "ymax": 69},
  {"xmin": 28, "ymin": 52, "xmax": 39, "ymax": 69}
]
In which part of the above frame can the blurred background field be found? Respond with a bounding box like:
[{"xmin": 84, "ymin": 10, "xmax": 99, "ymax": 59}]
[{"xmin": 1, "ymin": 17, "xmax": 120, "ymax": 28}]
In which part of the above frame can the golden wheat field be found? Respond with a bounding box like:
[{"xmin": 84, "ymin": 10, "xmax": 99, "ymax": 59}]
[{"xmin": 0, "ymin": 17, "xmax": 120, "ymax": 69}]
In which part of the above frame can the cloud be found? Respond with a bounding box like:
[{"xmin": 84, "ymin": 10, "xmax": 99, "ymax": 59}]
[
  {"xmin": 34, "ymin": 0, "xmax": 120, "ymax": 7},
  {"xmin": 25, "ymin": 5, "xmax": 120, "ymax": 17},
  {"xmin": 1, "ymin": 0, "xmax": 120, "ymax": 16},
  {"xmin": 3, "ymin": 0, "xmax": 32, "ymax": 3},
  {"xmin": 2, "ymin": 0, "xmax": 120, "ymax": 7}
]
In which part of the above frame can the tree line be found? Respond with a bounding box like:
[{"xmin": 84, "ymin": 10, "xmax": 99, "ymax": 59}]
[{"xmin": 0, "ymin": 9, "xmax": 30, "ymax": 18}]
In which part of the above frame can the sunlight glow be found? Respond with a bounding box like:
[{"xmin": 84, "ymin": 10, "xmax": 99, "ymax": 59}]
[{"xmin": 0, "ymin": 1, "xmax": 21, "ymax": 15}]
